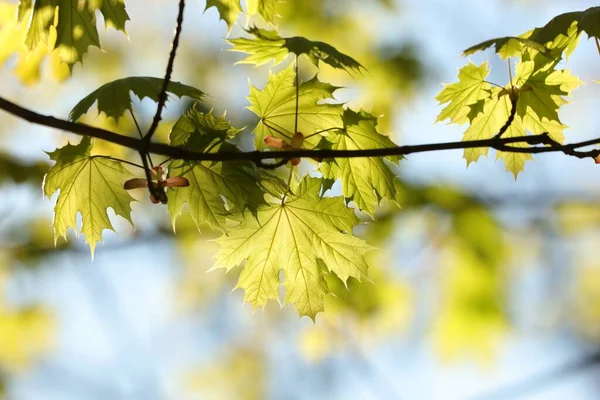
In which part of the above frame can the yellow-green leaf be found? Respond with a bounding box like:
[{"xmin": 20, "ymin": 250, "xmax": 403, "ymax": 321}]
[
  {"xmin": 248, "ymin": 64, "xmax": 343, "ymax": 149},
  {"xmin": 214, "ymin": 177, "xmax": 371, "ymax": 319},
  {"xmin": 43, "ymin": 137, "xmax": 135, "ymax": 257},
  {"xmin": 205, "ymin": 0, "xmax": 242, "ymax": 31},
  {"xmin": 320, "ymin": 110, "xmax": 401, "ymax": 216},
  {"xmin": 436, "ymin": 62, "xmax": 491, "ymax": 125}
]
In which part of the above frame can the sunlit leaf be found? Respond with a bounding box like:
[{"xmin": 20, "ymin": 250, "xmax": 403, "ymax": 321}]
[
  {"xmin": 167, "ymin": 106, "xmax": 266, "ymax": 232},
  {"xmin": 229, "ymin": 27, "xmax": 364, "ymax": 72},
  {"xmin": 247, "ymin": 63, "xmax": 343, "ymax": 149},
  {"xmin": 214, "ymin": 177, "xmax": 371, "ymax": 319},
  {"xmin": 205, "ymin": 0, "xmax": 242, "ymax": 31},
  {"xmin": 246, "ymin": 0, "xmax": 280, "ymax": 25},
  {"xmin": 435, "ymin": 62, "xmax": 491, "ymax": 125},
  {"xmin": 320, "ymin": 110, "xmax": 401, "ymax": 215},
  {"xmin": 18, "ymin": 0, "xmax": 130, "ymax": 69},
  {"xmin": 43, "ymin": 137, "xmax": 135, "ymax": 256}
]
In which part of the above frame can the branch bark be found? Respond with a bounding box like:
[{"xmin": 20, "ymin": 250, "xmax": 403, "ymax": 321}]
[{"xmin": 1, "ymin": 95, "xmax": 599, "ymax": 165}]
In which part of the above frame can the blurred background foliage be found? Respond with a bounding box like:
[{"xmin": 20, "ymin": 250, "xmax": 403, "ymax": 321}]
[{"xmin": 0, "ymin": 0, "xmax": 599, "ymax": 399}]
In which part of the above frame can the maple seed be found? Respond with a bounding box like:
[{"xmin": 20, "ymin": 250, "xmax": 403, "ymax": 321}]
[
  {"xmin": 123, "ymin": 166, "xmax": 190, "ymax": 204},
  {"xmin": 264, "ymin": 132, "xmax": 305, "ymax": 166}
]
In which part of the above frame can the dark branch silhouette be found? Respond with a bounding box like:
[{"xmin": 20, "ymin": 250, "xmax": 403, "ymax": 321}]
[
  {"xmin": 0, "ymin": 95, "xmax": 599, "ymax": 166},
  {"xmin": 144, "ymin": 0, "xmax": 185, "ymax": 143}
]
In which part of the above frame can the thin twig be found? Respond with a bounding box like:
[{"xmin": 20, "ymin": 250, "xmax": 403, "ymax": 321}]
[
  {"xmin": 144, "ymin": 0, "xmax": 186, "ymax": 143},
  {"xmin": 129, "ymin": 109, "xmax": 144, "ymax": 140}
]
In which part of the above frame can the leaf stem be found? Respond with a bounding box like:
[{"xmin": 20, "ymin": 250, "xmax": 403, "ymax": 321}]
[
  {"xmin": 90, "ymin": 155, "xmax": 145, "ymax": 170},
  {"xmin": 129, "ymin": 109, "xmax": 154, "ymax": 167},
  {"xmin": 262, "ymin": 120, "xmax": 292, "ymax": 139},
  {"xmin": 595, "ymin": 37, "xmax": 600, "ymax": 56},
  {"xmin": 294, "ymin": 55, "xmax": 300, "ymax": 135},
  {"xmin": 129, "ymin": 109, "xmax": 144, "ymax": 140},
  {"xmin": 281, "ymin": 167, "xmax": 294, "ymax": 205},
  {"xmin": 304, "ymin": 127, "xmax": 343, "ymax": 139}
]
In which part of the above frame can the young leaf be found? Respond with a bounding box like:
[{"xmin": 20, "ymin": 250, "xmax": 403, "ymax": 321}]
[
  {"xmin": 229, "ymin": 27, "xmax": 364, "ymax": 73},
  {"xmin": 214, "ymin": 177, "xmax": 372, "ymax": 319},
  {"xmin": 513, "ymin": 55, "xmax": 582, "ymax": 139},
  {"xmin": 320, "ymin": 110, "xmax": 401, "ymax": 216},
  {"xmin": 247, "ymin": 64, "xmax": 343, "ymax": 149},
  {"xmin": 19, "ymin": 0, "xmax": 130, "ymax": 69},
  {"xmin": 462, "ymin": 37, "xmax": 548, "ymax": 59},
  {"xmin": 43, "ymin": 137, "xmax": 135, "ymax": 257},
  {"xmin": 246, "ymin": 0, "xmax": 280, "ymax": 25},
  {"xmin": 167, "ymin": 107, "xmax": 265, "ymax": 232},
  {"xmin": 436, "ymin": 62, "xmax": 491, "ymax": 125},
  {"xmin": 464, "ymin": 6, "xmax": 600, "ymax": 61},
  {"xmin": 205, "ymin": 0, "xmax": 242, "ymax": 31},
  {"xmin": 69, "ymin": 76, "xmax": 205, "ymax": 121}
]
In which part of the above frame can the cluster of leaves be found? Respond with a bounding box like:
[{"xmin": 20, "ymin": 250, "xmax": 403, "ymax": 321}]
[
  {"xmin": 438, "ymin": 6, "xmax": 600, "ymax": 177},
  {"xmin": 0, "ymin": 0, "xmax": 130, "ymax": 84},
  {"xmin": 3, "ymin": 2, "xmax": 600, "ymax": 320}
]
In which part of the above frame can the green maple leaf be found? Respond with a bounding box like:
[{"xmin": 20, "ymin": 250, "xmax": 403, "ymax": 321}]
[
  {"xmin": 205, "ymin": 0, "xmax": 242, "ymax": 31},
  {"xmin": 462, "ymin": 37, "xmax": 548, "ymax": 59},
  {"xmin": 214, "ymin": 177, "xmax": 372, "ymax": 319},
  {"xmin": 320, "ymin": 110, "xmax": 401, "ymax": 216},
  {"xmin": 461, "ymin": 89, "xmax": 533, "ymax": 177},
  {"xmin": 167, "ymin": 107, "xmax": 266, "ymax": 232},
  {"xmin": 246, "ymin": 0, "xmax": 280, "ymax": 24},
  {"xmin": 513, "ymin": 55, "xmax": 582, "ymax": 139},
  {"xmin": 19, "ymin": 0, "xmax": 129, "ymax": 69},
  {"xmin": 436, "ymin": 62, "xmax": 491, "ymax": 125},
  {"xmin": 248, "ymin": 64, "xmax": 343, "ymax": 149},
  {"xmin": 229, "ymin": 27, "xmax": 364, "ymax": 73},
  {"xmin": 463, "ymin": 6, "xmax": 600, "ymax": 61},
  {"xmin": 69, "ymin": 76, "xmax": 205, "ymax": 121},
  {"xmin": 43, "ymin": 137, "xmax": 135, "ymax": 257},
  {"xmin": 495, "ymin": 116, "xmax": 532, "ymax": 179}
]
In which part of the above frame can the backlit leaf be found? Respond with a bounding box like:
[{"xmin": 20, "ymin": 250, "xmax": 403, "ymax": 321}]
[
  {"xmin": 167, "ymin": 107, "xmax": 266, "ymax": 232},
  {"xmin": 320, "ymin": 110, "xmax": 401, "ymax": 216},
  {"xmin": 19, "ymin": 0, "xmax": 130, "ymax": 69},
  {"xmin": 436, "ymin": 62, "xmax": 491, "ymax": 125},
  {"xmin": 214, "ymin": 177, "xmax": 371, "ymax": 319},
  {"xmin": 229, "ymin": 27, "xmax": 364, "ymax": 73},
  {"xmin": 247, "ymin": 64, "xmax": 343, "ymax": 149},
  {"xmin": 43, "ymin": 137, "xmax": 135, "ymax": 257},
  {"xmin": 205, "ymin": 0, "xmax": 242, "ymax": 31},
  {"xmin": 69, "ymin": 76, "xmax": 205, "ymax": 121},
  {"xmin": 246, "ymin": 0, "xmax": 280, "ymax": 25}
]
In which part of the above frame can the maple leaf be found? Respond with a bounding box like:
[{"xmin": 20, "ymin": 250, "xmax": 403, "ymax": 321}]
[
  {"xmin": 69, "ymin": 76, "xmax": 205, "ymax": 121},
  {"xmin": 167, "ymin": 106, "xmax": 266, "ymax": 232},
  {"xmin": 513, "ymin": 54, "xmax": 582, "ymax": 139},
  {"xmin": 463, "ymin": 37, "xmax": 548, "ymax": 59},
  {"xmin": 246, "ymin": 0, "xmax": 280, "ymax": 25},
  {"xmin": 461, "ymin": 88, "xmax": 533, "ymax": 177},
  {"xmin": 247, "ymin": 64, "xmax": 343, "ymax": 149},
  {"xmin": 19, "ymin": 0, "xmax": 130, "ymax": 69},
  {"xmin": 436, "ymin": 62, "xmax": 491, "ymax": 125},
  {"xmin": 43, "ymin": 137, "xmax": 135, "ymax": 257},
  {"xmin": 229, "ymin": 27, "xmax": 364, "ymax": 73},
  {"xmin": 214, "ymin": 177, "xmax": 372, "ymax": 319},
  {"xmin": 205, "ymin": 0, "xmax": 242, "ymax": 31},
  {"xmin": 463, "ymin": 6, "xmax": 600, "ymax": 61},
  {"xmin": 320, "ymin": 110, "xmax": 401, "ymax": 216}
]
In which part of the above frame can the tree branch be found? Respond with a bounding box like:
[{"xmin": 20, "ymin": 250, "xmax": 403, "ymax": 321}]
[
  {"xmin": 144, "ymin": 0, "xmax": 185, "ymax": 143},
  {"xmin": 1, "ymin": 95, "xmax": 600, "ymax": 164}
]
